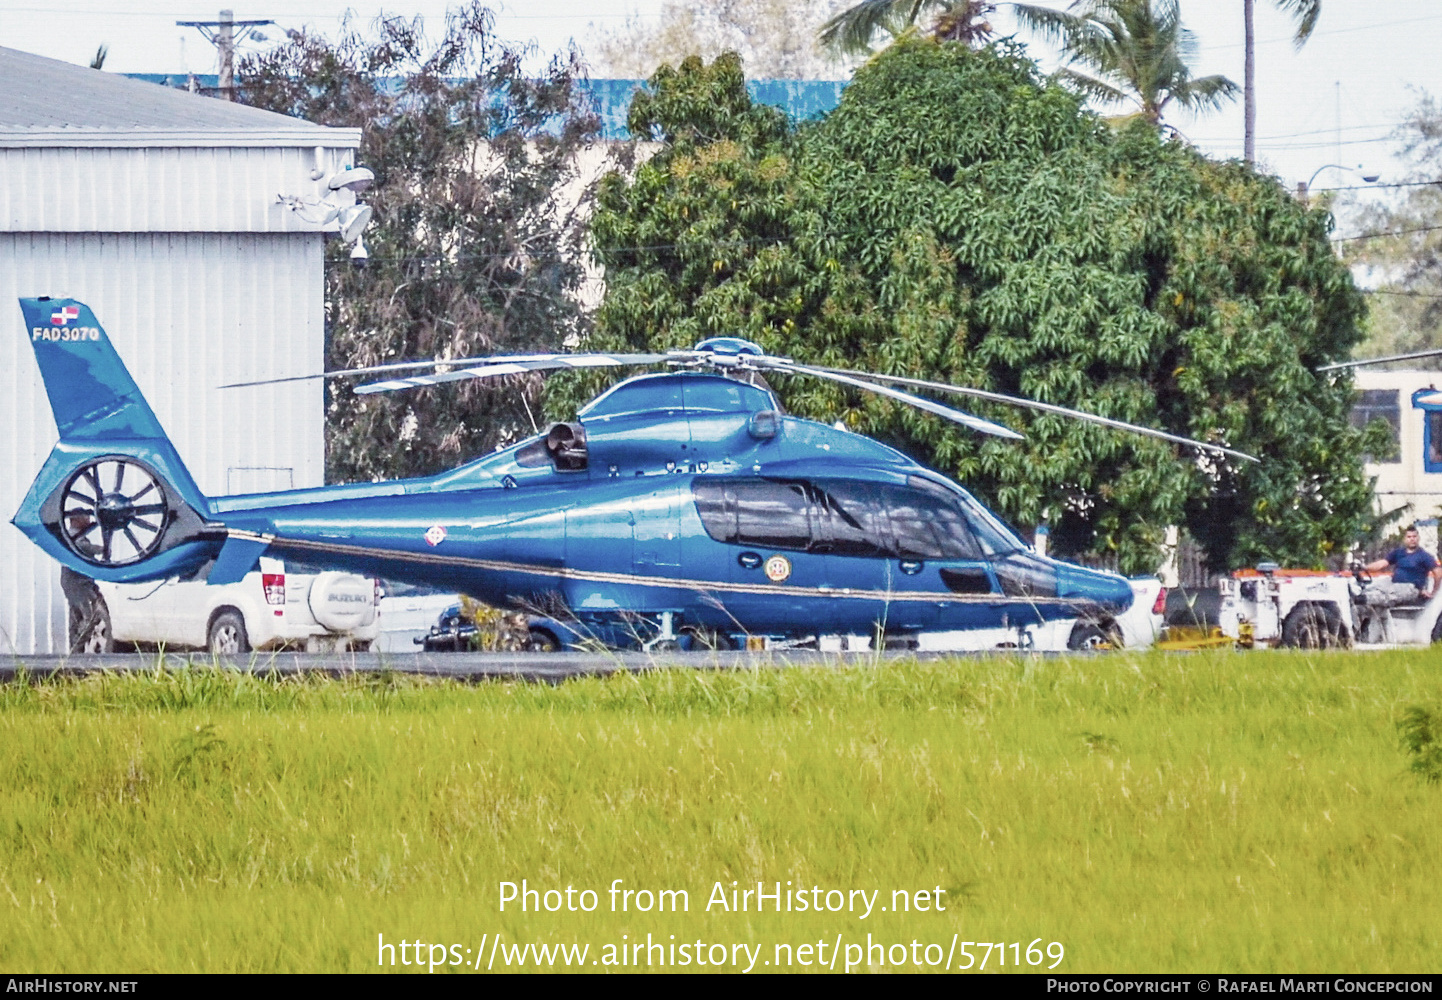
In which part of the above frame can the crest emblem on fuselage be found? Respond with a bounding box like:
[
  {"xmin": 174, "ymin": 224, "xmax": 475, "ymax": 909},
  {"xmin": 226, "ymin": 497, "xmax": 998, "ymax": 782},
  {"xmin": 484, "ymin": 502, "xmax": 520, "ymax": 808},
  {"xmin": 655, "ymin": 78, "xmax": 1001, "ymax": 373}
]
[{"xmin": 764, "ymin": 554, "xmax": 792, "ymax": 583}]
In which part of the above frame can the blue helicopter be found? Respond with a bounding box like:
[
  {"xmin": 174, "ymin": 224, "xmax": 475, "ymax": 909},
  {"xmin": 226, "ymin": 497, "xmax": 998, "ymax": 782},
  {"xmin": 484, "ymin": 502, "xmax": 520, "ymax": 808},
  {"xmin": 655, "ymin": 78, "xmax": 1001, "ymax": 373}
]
[{"xmin": 14, "ymin": 297, "xmax": 1255, "ymax": 652}]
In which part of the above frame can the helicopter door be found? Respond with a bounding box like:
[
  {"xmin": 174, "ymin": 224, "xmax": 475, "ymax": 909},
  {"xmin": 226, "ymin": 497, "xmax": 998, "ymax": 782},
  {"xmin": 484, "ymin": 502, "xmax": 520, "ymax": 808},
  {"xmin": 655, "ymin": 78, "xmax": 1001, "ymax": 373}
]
[
  {"xmin": 812, "ymin": 480, "xmax": 1004, "ymax": 634},
  {"xmin": 563, "ymin": 505, "xmax": 638, "ymax": 612},
  {"xmin": 691, "ymin": 478, "xmax": 832, "ymax": 632},
  {"xmin": 878, "ymin": 481, "xmax": 1004, "ymax": 633},
  {"xmin": 632, "ymin": 486, "xmax": 688, "ymax": 615}
]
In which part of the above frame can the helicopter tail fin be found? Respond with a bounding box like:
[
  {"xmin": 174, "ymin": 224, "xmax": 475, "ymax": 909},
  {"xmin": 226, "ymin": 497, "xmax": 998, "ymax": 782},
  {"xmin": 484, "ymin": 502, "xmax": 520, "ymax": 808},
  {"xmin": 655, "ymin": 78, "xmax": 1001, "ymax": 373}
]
[{"xmin": 12, "ymin": 298, "xmax": 225, "ymax": 583}]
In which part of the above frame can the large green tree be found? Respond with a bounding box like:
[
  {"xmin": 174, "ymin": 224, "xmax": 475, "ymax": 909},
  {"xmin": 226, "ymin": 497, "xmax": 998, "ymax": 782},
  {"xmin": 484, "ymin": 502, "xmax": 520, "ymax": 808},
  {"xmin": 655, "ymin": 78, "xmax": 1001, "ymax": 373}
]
[
  {"xmin": 568, "ymin": 41, "xmax": 1378, "ymax": 573},
  {"xmin": 239, "ymin": 3, "xmax": 601, "ymax": 483}
]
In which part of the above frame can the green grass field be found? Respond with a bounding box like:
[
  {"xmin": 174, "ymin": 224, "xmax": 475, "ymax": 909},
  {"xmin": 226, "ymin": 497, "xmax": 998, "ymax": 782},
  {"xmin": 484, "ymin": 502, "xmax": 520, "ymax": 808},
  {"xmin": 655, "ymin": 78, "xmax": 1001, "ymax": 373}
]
[{"xmin": 2, "ymin": 651, "xmax": 1440, "ymax": 974}]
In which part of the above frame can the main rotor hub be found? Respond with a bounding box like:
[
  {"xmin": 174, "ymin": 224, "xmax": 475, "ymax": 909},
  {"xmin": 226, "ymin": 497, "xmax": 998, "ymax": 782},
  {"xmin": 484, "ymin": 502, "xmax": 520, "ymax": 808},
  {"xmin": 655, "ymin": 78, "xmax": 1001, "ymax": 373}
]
[{"xmin": 693, "ymin": 336, "xmax": 765, "ymax": 357}]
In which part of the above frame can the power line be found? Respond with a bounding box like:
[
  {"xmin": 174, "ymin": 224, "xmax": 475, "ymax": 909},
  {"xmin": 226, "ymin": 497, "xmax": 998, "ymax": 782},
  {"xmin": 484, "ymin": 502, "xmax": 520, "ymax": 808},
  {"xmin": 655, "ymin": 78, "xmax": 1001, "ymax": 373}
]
[
  {"xmin": 1333, "ymin": 223, "xmax": 1442, "ymax": 243},
  {"xmin": 1364, "ymin": 289, "xmax": 1442, "ymax": 300},
  {"xmin": 1200, "ymin": 12, "xmax": 1442, "ymax": 52},
  {"xmin": 1314, "ymin": 180, "xmax": 1442, "ymax": 192}
]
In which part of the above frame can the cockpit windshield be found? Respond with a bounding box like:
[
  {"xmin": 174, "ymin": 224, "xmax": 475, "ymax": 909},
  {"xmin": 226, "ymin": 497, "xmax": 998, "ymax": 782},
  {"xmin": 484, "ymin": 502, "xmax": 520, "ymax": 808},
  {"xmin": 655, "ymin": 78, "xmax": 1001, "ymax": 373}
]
[{"xmin": 693, "ymin": 474, "xmax": 1026, "ymax": 560}]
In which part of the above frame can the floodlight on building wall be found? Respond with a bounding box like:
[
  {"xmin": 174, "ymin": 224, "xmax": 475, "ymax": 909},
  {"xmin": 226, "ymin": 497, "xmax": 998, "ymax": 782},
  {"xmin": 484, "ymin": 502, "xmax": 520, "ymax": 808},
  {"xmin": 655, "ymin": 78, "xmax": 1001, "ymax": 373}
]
[
  {"xmin": 337, "ymin": 205, "xmax": 373, "ymax": 243},
  {"xmin": 328, "ymin": 166, "xmax": 374, "ymax": 194}
]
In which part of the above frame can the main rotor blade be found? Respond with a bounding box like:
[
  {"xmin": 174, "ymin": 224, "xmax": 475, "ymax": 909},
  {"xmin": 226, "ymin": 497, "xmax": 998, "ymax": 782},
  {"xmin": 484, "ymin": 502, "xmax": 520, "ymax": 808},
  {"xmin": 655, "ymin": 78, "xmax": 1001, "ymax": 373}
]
[
  {"xmin": 353, "ymin": 352, "xmax": 680, "ymax": 394},
  {"xmin": 1318, "ymin": 347, "xmax": 1442, "ymax": 372},
  {"xmin": 750, "ymin": 358, "xmax": 1025, "ymax": 440},
  {"xmin": 816, "ymin": 367, "xmax": 1259, "ymax": 463},
  {"xmin": 221, "ymin": 352, "xmax": 679, "ymax": 390}
]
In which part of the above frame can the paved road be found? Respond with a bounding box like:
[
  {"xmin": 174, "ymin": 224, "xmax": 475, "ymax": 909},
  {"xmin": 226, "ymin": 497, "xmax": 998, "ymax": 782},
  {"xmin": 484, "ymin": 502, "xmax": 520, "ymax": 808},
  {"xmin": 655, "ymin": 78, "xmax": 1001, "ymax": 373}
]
[{"xmin": 0, "ymin": 649, "xmax": 998, "ymax": 683}]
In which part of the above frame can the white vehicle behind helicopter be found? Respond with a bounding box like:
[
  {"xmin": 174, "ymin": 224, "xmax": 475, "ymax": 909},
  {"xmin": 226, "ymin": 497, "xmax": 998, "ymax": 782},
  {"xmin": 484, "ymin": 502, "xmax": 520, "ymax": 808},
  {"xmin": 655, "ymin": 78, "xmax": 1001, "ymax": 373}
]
[{"xmin": 1217, "ymin": 562, "xmax": 1442, "ymax": 648}]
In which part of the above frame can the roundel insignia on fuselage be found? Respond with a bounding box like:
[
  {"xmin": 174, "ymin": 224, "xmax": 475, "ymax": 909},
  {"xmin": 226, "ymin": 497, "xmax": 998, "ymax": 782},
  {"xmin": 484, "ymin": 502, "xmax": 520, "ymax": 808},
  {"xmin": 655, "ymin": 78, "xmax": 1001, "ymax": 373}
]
[{"xmin": 764, "ymin": 554, "xmax": 792, "ymax": 583}]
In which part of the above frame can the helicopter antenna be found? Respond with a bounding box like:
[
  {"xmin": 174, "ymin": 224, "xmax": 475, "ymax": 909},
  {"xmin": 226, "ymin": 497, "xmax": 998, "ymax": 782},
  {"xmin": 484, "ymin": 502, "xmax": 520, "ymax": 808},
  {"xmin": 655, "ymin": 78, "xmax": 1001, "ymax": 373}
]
[{"xmin": 1318, "ymin": 347, "xmax": 1442, "ymax": 372}]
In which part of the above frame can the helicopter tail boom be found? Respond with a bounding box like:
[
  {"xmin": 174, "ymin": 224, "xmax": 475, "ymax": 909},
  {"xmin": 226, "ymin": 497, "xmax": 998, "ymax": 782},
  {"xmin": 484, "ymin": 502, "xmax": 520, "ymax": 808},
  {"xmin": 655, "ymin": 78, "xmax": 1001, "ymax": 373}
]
[{"xmin": 13, "ymin": 298, "xmax": 225, "ymax": 584}]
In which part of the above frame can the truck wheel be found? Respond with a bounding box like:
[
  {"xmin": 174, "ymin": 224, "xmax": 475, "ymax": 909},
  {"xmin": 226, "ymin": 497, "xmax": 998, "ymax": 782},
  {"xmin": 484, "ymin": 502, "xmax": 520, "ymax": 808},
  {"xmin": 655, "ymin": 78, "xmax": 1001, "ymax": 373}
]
[
  {"xmin": 79, "ymin": 598, "xmax": 115, "ymax": 654},
  {"xmin": 1281, "ymin": 604, "xmax": 1341, "ymax": 649},
  {"xmin": 526, "ymin": 628, "xmax": 560, "ymax": 652},
  {"xmin": 1068, "ymin": 620, "xmax": 1123, "ymax": 650},
  {"xmin": 207, "ymin": 610, "xmax": 250, "ymax": 655}
]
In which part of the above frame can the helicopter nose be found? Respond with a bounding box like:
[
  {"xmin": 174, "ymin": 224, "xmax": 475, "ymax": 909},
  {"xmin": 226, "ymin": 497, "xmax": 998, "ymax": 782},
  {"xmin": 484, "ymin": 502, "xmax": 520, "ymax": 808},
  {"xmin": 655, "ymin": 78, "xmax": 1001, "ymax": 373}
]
[{"xmin": 1057, "ymin": 564, "xmax": 1134, "ymax": 614}]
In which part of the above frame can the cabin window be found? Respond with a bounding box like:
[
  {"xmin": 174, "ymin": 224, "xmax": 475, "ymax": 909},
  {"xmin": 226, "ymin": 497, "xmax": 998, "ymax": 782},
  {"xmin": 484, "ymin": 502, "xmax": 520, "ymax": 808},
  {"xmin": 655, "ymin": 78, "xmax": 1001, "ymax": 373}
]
[
  {"xmin": 692, "ymin": 480, "xmax": 731, "ymax": 539},
  {"xmin": 992, "ymin": 554, "xmax": 1059, "ymax": 599},
  {"xmin": 876, "ymin": 484, "xmax": 983, "ymax": 560},
  {"xmin": 1351, "ymin": 389, "xmax": 1401, "ymax": 465},
  {"xmin": 692, "ymin": 479, "xmax": 812, "ymax": 551},
  {"xmin": 810, "ymin": 481, "xmax": 888, "ymax": 557},
  {"xmin": 733, "ymin": 480, "xmax": 812, "ymax": 550},
  {"xmin": 695, "ymin": 477, "xmax": 994, "ymax": 559},
  {"xmin": 940, "ymin": 566, "xmax": 994, "ymax": 594}
]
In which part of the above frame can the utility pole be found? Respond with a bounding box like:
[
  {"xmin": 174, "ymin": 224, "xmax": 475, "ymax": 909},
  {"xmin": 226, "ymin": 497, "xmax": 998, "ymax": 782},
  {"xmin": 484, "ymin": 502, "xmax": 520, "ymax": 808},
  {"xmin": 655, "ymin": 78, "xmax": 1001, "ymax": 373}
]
[
  {"xmin": 1243, "ymin": 0, "xmax": 1255, "ymax": 164},
  {"xmin": 177, "ymin": 10, "xmax": 273, "ymax": 101}
]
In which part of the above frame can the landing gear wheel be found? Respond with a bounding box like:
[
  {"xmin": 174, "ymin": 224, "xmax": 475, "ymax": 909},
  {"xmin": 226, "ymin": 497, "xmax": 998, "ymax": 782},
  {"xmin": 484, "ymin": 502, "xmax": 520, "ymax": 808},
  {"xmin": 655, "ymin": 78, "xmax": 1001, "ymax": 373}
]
[
  {"xmin": 1281, "ymin": 604, "xmax": 1342, "ymax": 649},
  {"xmin": 1068, "ymin": 621, "xmax": 1122, "ymax": 651},
  {"xmin": 207, "ymin": 610, "xmax": 250, "ymax": 655},
  {"xmin": 525, "ymin": 628, "xmax": 559, "ymax": 652},
  {"xmin": 78, "ymin": 597, "xmax": 115, "ymax": 654}
]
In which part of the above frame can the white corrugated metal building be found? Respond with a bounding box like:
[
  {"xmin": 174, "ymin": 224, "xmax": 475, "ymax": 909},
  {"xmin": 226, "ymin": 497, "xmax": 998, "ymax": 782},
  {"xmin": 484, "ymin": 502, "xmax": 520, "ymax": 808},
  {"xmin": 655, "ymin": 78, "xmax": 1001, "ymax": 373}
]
[{"xmin": 1, "ymin": 46, "xmax": 361, "ymax": 655}]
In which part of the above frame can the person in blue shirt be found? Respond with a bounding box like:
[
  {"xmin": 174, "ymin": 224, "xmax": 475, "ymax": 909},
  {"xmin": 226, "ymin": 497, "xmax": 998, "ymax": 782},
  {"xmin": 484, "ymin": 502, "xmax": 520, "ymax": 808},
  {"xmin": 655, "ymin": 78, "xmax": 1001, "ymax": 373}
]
[{"xmin": 1364, "ymin": 525, "xmax": 1441, "ymax": 606}]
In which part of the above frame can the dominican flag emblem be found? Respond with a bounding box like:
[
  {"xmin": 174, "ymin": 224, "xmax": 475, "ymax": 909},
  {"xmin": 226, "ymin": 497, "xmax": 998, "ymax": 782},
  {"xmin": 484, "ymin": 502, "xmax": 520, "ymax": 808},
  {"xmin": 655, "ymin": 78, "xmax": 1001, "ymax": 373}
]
[{"xmin": 50, "ymin": 306, "xmax": 79, "ymax": 326}]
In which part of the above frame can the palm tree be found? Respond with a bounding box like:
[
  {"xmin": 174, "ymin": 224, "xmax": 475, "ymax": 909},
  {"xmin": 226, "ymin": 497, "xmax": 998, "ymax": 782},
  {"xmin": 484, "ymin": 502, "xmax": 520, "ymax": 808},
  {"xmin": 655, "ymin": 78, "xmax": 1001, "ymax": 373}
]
[
  {"xmin": 1013, "ymin": 0, "xmax": 1238, "ymax": 126},
  {"xmin": 1244, "ymin": 0, "xmax": 1321, "ymax": 163},
  {"xmin": 819, "ymin": 0, "xmax": 998, "ymax": 56}
]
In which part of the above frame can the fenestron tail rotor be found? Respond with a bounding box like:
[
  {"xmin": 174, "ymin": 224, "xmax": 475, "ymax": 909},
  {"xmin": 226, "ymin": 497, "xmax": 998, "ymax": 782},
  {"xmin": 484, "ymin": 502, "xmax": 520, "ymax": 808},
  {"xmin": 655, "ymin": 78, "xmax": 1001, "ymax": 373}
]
[{"xmin": 58, "ymin": 457, "xmax": 169, "ymax": 566}]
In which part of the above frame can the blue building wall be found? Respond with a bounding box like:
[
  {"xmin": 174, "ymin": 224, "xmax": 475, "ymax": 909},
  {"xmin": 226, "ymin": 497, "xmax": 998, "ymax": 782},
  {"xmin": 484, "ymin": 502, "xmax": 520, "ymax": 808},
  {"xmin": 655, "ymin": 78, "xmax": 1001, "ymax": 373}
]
[{"xmin": 128, "ymin": 75, "xmax": 849, "ymax": 139}]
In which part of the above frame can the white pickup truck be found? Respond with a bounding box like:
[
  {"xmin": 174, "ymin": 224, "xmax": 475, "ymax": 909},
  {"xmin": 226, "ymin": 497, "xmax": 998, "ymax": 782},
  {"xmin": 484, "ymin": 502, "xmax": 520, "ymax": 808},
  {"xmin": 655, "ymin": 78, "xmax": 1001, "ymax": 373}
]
[{"xmin": 66, "ymin": 558, "xmax": 380, "ymax": 654}]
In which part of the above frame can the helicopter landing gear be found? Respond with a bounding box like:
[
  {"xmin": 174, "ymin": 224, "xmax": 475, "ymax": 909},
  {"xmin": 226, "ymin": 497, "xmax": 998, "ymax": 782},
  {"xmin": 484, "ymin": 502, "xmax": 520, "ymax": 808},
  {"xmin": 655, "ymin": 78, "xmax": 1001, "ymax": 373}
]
[{"xmin": 642, "ymin": 611, "xmax": 680, "ymax": 652}]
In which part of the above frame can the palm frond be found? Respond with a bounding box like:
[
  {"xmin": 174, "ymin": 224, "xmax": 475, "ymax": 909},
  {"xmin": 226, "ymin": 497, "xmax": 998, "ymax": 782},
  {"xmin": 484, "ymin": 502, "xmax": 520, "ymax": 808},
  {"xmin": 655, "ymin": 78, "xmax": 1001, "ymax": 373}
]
[
  {"xmin": 1054, "ymin": 66, "xmax": 1128, "ymax": 107},
  {"xmin": 1010, "ymin": 3, "xmax": 1090, "ymax": 47},
  {"xmin": 1274, "ymin": 0, "xmax": 1321, "ymax": 47},
  {"xmin": 819, "ymin": 0, "xmax": 931, "ymax": 55},
  {"xmin": 1171, "ymin": 73, "xmax": 1241, "ymax": 113}
]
